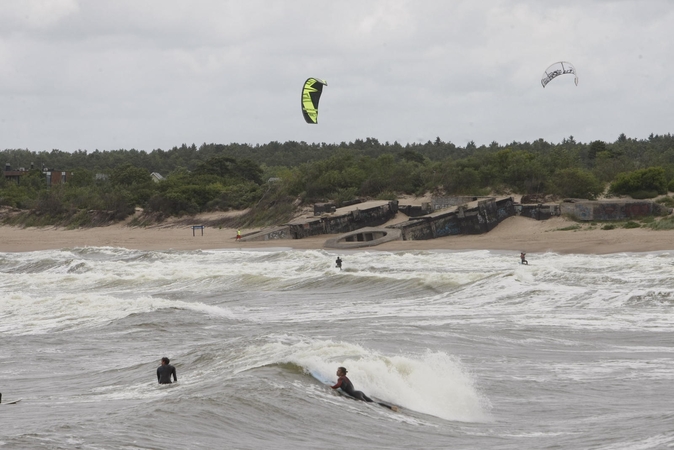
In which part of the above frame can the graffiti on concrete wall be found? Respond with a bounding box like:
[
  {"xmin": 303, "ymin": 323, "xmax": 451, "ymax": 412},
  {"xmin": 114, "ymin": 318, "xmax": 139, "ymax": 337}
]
[
  {"xmin": 574, "ymin": 204, "xmax": 594, "ymax": 220},
  {"xmin": 406, "ymin": 223, "xmax": 434, "ymax": 240},
  {"xmin": 495, "ymin": 199, "xmax": 515, "ymax": 221},
  {"xmin": 564, "ymin": 200, "xmax": 657, "ymax": 221},
  {"xmin": 459, "ymin": 216, "xmax": 484, "ymax": 234},
  {"xmin": 432, "ymin": 196, "xmax": 480, "ymax": 210},
  {"xmin": 623, "ymin": 203, "xmax": 651, "ymax": 218},
  {"xmin": 434, "ymin": 218, "xmax": 461, "ymax": 237},
  {"xmin": 398, "ymin": 197, "xmax": 517, "ymax": 240},
  {"xmin": 266, "ymin": 229, "xmax": 288, "ymax": 240}
]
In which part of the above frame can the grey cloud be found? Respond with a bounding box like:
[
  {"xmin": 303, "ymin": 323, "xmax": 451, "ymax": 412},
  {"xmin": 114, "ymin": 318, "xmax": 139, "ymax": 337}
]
[{"xmin": 0, "ymin": 0, "xmax": 673, "ymax": 152}]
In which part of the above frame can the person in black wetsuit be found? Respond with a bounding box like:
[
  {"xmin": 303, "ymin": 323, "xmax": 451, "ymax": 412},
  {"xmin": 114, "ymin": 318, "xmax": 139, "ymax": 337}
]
[
  {"xmin": 157, "ymin": 357, "xmax": 177, "ymax": 384},
  {"xmin": 335, "ymin": 257, "xmax": 342, "ymax": 270},
  {"xmin": 331, "ymin": 367, "xmax": 372, "ymax": 402}
]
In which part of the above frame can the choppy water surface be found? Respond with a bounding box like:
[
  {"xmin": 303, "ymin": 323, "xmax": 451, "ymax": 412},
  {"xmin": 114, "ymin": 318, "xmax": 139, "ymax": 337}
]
[{"xmin": 1, "ymin": 248, "xmax": 674, "ymax": 449}]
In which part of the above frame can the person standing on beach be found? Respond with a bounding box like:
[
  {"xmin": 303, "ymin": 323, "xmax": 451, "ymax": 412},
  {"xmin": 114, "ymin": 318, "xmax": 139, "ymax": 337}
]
[
  {"xmin": 157, "ymin": 357, "xmax": 177, "ymax": 384},
  {"xmin": 236, "ymin": 229, "xmax": 242, "ymax": 240}
]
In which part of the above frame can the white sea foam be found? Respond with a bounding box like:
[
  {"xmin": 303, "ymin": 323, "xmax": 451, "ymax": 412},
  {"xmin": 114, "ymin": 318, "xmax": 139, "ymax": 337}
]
[
  {"xmin": 3, "ymin": 248, "xmax": 674, "ymax": 448},
  {"xmin": 4, "ymin": 248, "xmax": 674, "ymax": 333},
  {"xmin": 232, "ymin": 338, "xmax": 491, "ymax": 423},
  {"xmin": 0, "ymin": 292, "xmax": 237, "ymax": 335}
]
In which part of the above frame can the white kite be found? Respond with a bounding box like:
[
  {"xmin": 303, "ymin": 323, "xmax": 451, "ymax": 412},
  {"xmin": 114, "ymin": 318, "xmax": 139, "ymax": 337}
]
[{"xmin": 541, "ymin": 61, "xmax": 578, "ymax": 88}]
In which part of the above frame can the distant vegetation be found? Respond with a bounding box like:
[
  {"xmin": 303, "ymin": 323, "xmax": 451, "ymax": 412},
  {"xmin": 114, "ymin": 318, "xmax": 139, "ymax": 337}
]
[{"xmin": 2, "ymin": 133, "xmax": 674, "ymax": 227}]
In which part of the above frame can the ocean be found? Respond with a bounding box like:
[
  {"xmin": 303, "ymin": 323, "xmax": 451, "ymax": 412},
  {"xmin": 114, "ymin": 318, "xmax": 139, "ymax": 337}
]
[{"xmin": 1, "ymin": 247, "xmax": 673, "ymax": 449}]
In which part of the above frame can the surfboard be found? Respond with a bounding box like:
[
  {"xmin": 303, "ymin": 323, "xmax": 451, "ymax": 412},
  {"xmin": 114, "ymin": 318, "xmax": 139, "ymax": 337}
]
[
  {"xmin": 373, "ymin": 398, "xmax": 399, "ymax": 412},
  {"xmin": 310, "ymin": 371, "xmax": 400, "ymax": 412},
  {"xmin": 1, "ymin": 399, "xmax": 21, "ymax": 405},
  {"xmin": 334, "ymin": 387, "xmax": 399, "ymax": 412}
]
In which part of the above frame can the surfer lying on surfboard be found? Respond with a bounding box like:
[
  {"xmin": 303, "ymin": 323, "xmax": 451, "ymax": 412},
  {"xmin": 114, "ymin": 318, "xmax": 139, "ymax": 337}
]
[
  {"xmin": 330, "ymin": 367, "xmax": 399, "ymax": 411},
  {"xmin": 331, "ymin": 367, "xmax": 373, "ymax": 402}
]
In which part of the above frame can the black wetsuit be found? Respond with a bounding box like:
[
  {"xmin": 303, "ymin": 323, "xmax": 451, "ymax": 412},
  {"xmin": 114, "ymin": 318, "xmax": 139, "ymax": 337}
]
[
  {"xmin": 332, "ymin": 376, "xmax": 372, "ymax": 402},
  {"xmin": 157, "ymin": 364, "xmax": 177, "ymax": 384},
  {"xmin": 336, "ymin": 258, "xmax": 342, "ymax": 270}
]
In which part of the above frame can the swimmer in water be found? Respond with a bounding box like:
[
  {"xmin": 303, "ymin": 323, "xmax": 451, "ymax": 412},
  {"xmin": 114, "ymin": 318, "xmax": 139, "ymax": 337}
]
[{"xmin": 157, "ymin": 357, "xmax": 177, "ymax": 384}]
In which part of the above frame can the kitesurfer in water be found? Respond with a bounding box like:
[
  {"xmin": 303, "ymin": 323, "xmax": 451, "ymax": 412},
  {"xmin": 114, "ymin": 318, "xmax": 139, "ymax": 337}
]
[
  {"xmin": 331, "ymin": 367, "xmax": 373, "ymax": 402},
  {"xmin": 335, "ymin": 257, "xmax": 342, "ymax": 270},
  {"xmin": 520, "ymin": 252, "xmax": 528, "ymax": 265},
  {"xmin": 157, "ymin": 357, "xmax": 177, "ymax": 384}
]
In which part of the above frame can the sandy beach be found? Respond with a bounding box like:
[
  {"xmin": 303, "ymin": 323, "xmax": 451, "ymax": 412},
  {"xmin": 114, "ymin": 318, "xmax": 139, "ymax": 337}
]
[{"xmin": 1, "ymin": 215, "xmax": 674, "ymax": 254}]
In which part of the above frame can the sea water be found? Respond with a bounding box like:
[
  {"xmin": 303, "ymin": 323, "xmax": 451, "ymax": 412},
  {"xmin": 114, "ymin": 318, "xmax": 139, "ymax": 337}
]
[{"xmin": 1, "ymin": 248, "xmax": 673, "ymax": 449}]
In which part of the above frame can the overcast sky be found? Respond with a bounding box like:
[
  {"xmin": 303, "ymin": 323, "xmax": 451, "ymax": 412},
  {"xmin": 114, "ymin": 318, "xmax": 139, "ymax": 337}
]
[{"xmin": 1, "ymin": 0, "xmax": 672, "ymax": 153}]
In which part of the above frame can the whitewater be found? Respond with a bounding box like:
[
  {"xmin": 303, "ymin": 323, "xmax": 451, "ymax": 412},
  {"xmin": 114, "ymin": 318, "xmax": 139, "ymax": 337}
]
[{"xmin": 1, "ymin": 247, "xmax": 673, "ymax": 449}]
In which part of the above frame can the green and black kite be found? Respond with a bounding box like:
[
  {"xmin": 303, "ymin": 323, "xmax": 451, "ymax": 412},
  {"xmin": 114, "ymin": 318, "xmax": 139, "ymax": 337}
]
[{"xmin": 301, "ymin": 78, "xmax": 327, "ymax": 124}]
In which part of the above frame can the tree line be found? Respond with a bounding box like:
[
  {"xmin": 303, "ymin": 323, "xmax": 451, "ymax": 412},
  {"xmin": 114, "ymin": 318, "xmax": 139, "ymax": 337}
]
[{"xmin": 2, "ymin": 133, "xmax": 674, "ymax": 227}]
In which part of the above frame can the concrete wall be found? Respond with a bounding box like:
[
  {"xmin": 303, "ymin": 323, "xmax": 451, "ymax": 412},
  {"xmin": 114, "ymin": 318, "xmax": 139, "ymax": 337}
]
[
  {"xmin": 431, "ymin": 195, "xmax": 488, "ymax": 211},
  {"xmin": 518, "ymin": 204, "xmax": 561, "ymax": 220},
  {"xmin": 400, "ymin": 218, "xmax": 437, "ymax": 240},
  {"xmin": 289, "ymin": 200, "xmax": 399, "ymax": 239},
  {"xmin": 394, "ymin": 197, "xmax": 516, "ymax": 240},
  {"xmin": 289, "ymin": 217, "xmax": 324, "ymax": 239},
  {"xmin": 431, "ymin": 215, "xmax": 462, "ymax": 238},
  {"xmin": 240, "ymin": 226, "xmax": 292, "ymax": 241},
  {"xmin": 313, "ymin": 203, "xmax": 336, "ymax": 215},
  {"xmin": 245, "ymin": 197, "xmax": 671, "ymax": 243},
  {"xmin": 560, "ymin": 199, "xmax": 670, "ymax": 221},
  {"xmin": 398, "ymin": 204, "xmax": 431, "ymax": 217}
]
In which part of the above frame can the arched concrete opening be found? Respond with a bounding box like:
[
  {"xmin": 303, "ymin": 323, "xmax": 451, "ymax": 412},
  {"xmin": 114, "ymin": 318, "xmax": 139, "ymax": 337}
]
[{"xmin": 324, "ymin": 227, "xmax": 402, "ymax": 249}]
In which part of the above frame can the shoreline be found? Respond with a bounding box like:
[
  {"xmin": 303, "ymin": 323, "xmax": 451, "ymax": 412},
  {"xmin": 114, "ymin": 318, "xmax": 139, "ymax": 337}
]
[{"xmin": 2, "ymin": 216, "xmax": 674, "ymax": 254}]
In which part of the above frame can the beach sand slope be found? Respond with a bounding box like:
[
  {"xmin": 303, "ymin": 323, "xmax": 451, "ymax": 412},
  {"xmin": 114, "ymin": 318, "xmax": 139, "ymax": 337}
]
[{"xmin": 1, "ymin": 216, "xmax": 673, "ymax": 254}]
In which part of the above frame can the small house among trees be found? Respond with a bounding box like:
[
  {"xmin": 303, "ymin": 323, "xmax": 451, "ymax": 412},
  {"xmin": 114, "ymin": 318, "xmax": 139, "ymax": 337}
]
[{"xmin": 3, "ymin": 163, "xmax": 27, "ymax": 185}]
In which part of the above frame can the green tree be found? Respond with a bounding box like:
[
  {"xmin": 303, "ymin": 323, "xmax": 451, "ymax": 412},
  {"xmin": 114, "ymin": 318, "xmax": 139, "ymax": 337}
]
[
  {"xmin": 610, "ymin": 167, "xmax": 667, "ymax": 198},
  {"xmin": 194, "ymin": 156, "xmax": 236, "ymax": 178},
  {"xmin": 68, "ymin": 169, "xmax": 95, "ymax": 187},
  {"xmin": 109, "ymin": 163, "xmax": 156, "ymax": 206},
  {"xmin": 552, "ymin": 168, "xmax": 604, "ymax": 199},
  {"xmin": 399, "ymin": 150, "xmax": 425, "ymax": 164},
  {"xmin": 233, "ymin": 159, "xmax": 264, "ymax": 184},
  {"xmin": 110, "ymin": 164, "xmax": 152, "ymax": 187},
  {"xmin": 502, "ymin": 151, "xmax": 548, "ymax": 193},
  {"xmin": 588, "ymin": 140, "xmax": 606, "ymax": 163}
]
